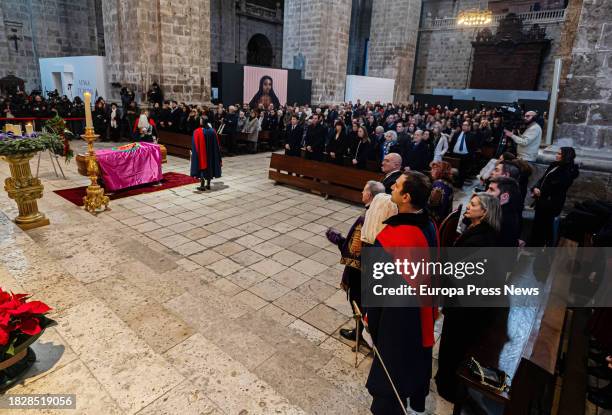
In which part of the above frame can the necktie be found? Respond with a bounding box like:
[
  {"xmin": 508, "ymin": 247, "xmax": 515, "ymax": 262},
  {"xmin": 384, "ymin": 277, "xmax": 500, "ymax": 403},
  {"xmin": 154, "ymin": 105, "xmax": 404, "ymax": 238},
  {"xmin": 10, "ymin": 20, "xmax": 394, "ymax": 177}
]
[{"xmin": 459, "ymin": 133, "xmax": 466, "ymax": 152}]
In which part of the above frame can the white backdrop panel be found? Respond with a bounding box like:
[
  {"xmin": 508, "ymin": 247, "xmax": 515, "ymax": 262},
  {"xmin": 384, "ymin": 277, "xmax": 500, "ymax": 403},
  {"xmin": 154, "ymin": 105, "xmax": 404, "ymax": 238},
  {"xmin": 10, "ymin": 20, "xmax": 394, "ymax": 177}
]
[{"xmin": 345, "ymin": 75, "xmax": 395, "ymax": 103}]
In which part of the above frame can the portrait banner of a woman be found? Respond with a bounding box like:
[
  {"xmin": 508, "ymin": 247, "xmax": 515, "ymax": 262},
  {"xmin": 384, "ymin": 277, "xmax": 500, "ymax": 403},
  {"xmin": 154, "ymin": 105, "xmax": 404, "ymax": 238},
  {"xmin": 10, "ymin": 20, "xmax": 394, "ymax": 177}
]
[{"xmin": 243, "ymin": 66, "xmax": 288, "ymax": 109}]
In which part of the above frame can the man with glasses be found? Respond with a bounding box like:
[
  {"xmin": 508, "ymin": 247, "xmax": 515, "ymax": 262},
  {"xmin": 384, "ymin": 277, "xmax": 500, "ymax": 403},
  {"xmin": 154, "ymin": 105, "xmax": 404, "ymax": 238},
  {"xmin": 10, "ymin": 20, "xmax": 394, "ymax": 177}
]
[{"xmin": 504, "ymin": 111, "xmax": 542, "ymax": 162}]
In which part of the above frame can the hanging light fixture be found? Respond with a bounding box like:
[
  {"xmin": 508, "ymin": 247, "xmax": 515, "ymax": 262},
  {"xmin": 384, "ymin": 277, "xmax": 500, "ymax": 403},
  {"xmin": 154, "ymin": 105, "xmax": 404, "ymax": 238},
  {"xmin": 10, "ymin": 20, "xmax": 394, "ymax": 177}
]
[{"xmin": 457, "ymin": 9, "xmax": 493, "ymax": 26}]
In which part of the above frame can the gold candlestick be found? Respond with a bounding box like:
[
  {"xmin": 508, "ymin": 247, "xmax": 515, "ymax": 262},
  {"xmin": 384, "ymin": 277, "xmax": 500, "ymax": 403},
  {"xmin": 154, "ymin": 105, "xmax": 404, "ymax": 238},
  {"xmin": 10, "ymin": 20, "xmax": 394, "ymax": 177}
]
[{"xmin": 81, "ymin": 126, "xmax": 109, "ymax": 214}]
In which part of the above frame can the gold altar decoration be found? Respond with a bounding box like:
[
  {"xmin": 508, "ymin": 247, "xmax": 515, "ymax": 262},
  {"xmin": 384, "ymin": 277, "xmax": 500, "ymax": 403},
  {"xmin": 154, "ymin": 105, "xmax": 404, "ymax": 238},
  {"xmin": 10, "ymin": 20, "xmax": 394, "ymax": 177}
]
[
  {"xmin": 81, "ymin": 126, "xmax": 109, "ymax": 214},
  {"xmin": 1, "ymin": 153, "xmax": 50, "ymax": 230},
  {"xmin": 457, "ymin": 9, "xmax": 493, "ymax": 26}
]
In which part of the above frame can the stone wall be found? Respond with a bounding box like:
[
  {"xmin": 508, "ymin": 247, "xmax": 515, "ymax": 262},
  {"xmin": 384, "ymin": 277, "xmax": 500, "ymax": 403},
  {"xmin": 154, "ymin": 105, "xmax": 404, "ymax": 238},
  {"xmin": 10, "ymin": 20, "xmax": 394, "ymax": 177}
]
[
  {"xmin": 282, "ymin": 0, "xmax": 352, "ymax": 104},
  {"xmin": 101, "ymin": 0, "xmax": 211, "ymax": 104},
  {"xmin": 210, "ymin": 0, "xmax": 237, "ymax": 71},
  {"xmin": 414, "ymin": 19, "xmax": 564, "ymax": 94},
  {"xmin": 236, "ymin": 4, "xmax": 283, "ymax": 68},
  {"xmin": 555, "ymin": 0, "xmax": 612, "ymax": 151},
  {"xmin": 210, "ymin": 0, "xmax": 283, "ymax": 72},
  {"xmin": 413, "ymin": 27, "xmax": 479, "ymax": 93},
  {"xmin": 366, "ymin": 0, "xmax": 421, "ymax": 103},
  {"xmin": 0, "ymin": 0, "xmax": 103, "ymax": 92}
]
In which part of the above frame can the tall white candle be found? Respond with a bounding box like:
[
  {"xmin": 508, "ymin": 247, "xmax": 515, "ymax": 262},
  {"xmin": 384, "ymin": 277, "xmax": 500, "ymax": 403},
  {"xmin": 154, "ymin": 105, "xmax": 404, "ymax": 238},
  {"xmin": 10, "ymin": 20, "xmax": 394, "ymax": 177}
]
[{"xmin": 84, "ymin": 92, "xmax": 93, "ymax": 129}]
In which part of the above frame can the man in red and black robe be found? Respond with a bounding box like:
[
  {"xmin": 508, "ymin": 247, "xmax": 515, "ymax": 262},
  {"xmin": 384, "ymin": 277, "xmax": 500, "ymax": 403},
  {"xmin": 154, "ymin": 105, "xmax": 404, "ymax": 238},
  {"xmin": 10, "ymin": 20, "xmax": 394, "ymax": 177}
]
[
  {"xmin": 365, "ymin": 171, "xmax": 439, "ymax": 414},
  {"xmin": 190, "ymin": 121, "xmax": 222, "ymax": 191}
]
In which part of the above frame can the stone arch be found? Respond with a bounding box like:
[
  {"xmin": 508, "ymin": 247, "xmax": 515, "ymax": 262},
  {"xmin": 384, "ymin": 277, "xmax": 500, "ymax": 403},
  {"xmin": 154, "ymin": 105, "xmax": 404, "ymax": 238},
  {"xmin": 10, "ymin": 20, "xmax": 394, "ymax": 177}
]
[{"xmin": 247, "ymin": 34, "xmax": 274, "ymax": 66}]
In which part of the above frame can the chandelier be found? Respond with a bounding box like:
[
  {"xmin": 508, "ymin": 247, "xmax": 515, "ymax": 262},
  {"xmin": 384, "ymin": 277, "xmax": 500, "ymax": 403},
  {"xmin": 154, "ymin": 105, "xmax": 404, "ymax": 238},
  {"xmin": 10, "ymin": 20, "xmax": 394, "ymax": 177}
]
[{"xmin": 457, "ymin": 9, "xmax": 493, "ymax": 26}]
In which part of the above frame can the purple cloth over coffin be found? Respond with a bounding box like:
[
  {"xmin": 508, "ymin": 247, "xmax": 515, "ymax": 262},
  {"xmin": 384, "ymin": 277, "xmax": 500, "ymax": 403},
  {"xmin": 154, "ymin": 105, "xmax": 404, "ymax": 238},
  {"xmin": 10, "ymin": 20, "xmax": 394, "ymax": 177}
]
[{"xmin": 95, "ymin": 142, "xmax": 163, "ymax": 191}]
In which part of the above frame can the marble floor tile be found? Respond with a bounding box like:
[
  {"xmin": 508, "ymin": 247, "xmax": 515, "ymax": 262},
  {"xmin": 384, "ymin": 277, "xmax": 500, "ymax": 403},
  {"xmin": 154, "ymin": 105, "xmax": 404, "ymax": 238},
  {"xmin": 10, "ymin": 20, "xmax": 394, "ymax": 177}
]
[
  {"xmin": 226, "ymin": 267, "xmax": 267, "ymax": 289},
  {"xmin": 5, "ymin": 360, "xmax": 123, "ymax": 415},
  {"xmin": 295, "ymin": 279, "xmax": 338, "ymax": 303},
  {"xmin": 136, "ymin": 380, "xmax": 224, "ymax": 415},
  {"xmin": 189, "ymin": 250, "xmax": 225, "ymax": 266},
  {"xmin": 273, "ymin": 290, "xmax": 318, "ymax": 317},
  {"xmin": 251, "ymin": 241, "xmax": 284, "ymax": 257},
  {"xmin": 249, "ymin": 278, "xmax": 291, "ymax": 301},
  {"xmin": 229, "ymin": 249, "xmax": 265, "ymax": 266},
  {"xmin": 234, "ymin": 289, "xmax": 269, "ymax": 310},
  {"xmin": 249, "ymin": 258, "xmax": 287, "ymax": 277},
  {"xmin": 271, "ymin": 249, "xmax": 305, "ymax": 266},
  {"xmin": 288, "ymin": 319, "xmax": 328, "ymax": 345},
  {"xmin": 172, "ymin": 241, "xmax": 206, "ymax": 256},
  {"xmin": 56, "ymin": 299, "xmax": 184, "ymax": 414},
  {"xmin": 301, "ymin": 304, "xmax": 350, "ymax": 335},
  {"xmin": 164, "ymin": 334, "xmax": 305, "ymax": 414},
  {"xmin": 206, "ymin": 257, "xmax": 242, "ymax": 277},
  {"xmin": 122, "ymin": 301, "xmax": 194, "ymax": 354},
  {"xmin": 255, "ymin": 303, "xmax": 296, "ymax": 327},
  {"xmin": 286, "ymin": 241, "xmax": 321, "ymax": 257},
  {"xmin": 254, "ymin": 354, "xmax": 367, "ymax": 415}
]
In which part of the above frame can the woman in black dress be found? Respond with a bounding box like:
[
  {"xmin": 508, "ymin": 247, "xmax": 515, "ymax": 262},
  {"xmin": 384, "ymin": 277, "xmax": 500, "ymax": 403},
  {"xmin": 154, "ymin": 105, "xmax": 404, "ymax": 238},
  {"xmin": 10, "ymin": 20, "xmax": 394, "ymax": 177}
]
[
  {"xmin": 529, "ymin": 147, "xmax": 579, "ymax": 246},
  {"xmin": 325, "ymin": 120, "xmax": 348, "ymax": 165},
  {"xmin": 351, "ymin": 125, "xmax": 371, "ymax": 170}
]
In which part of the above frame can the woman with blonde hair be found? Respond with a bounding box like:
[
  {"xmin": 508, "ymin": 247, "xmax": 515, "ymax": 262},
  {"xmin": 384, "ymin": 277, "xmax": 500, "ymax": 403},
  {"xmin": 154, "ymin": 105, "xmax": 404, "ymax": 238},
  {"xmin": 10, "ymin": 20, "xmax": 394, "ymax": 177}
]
[{"xmin": 435, "ymin": 192, "xmax": 503, "ymax": 403}]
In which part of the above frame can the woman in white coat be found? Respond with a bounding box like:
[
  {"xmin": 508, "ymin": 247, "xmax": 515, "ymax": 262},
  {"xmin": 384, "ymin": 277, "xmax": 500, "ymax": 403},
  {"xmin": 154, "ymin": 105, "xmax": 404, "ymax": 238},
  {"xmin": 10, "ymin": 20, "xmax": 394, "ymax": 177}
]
[{"xmin": 433, "ymin": 129, "xmax": 450, "ymax": 162}]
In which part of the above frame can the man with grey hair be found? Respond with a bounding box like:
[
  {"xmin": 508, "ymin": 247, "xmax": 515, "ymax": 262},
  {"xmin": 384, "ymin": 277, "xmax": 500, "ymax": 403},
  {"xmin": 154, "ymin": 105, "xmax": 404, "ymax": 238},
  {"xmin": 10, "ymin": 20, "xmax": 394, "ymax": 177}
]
[
  {"xmin": 504, "ymin": 110, "xmax": 542, "ymax": 162},
  {"xmin": 325, "ymin": 180, "xmax": 386, "ymax": 345}
]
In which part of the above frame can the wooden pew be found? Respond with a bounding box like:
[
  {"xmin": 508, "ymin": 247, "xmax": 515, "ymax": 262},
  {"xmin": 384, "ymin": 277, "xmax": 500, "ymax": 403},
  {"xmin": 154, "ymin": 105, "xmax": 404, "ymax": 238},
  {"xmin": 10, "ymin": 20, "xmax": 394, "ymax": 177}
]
[
  {"xmin": 158, "ymin": 130, "xmax": 191, "ymax": 159},
  {"xmin": 269, "ymin": 153, "xmax": 384, "ymax": 204}
]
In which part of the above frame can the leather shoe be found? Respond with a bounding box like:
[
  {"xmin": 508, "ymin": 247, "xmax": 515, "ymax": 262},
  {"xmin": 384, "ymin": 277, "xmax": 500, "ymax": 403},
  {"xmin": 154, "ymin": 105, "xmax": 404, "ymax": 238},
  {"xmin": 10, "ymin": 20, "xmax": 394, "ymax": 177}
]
[
  {"xmin": 588, "ymin": 365, "xmax": 612, "ymax": 380},
  {"xmin": 340, "ymin": 328, "xmax": 357, "ymax": 341}
]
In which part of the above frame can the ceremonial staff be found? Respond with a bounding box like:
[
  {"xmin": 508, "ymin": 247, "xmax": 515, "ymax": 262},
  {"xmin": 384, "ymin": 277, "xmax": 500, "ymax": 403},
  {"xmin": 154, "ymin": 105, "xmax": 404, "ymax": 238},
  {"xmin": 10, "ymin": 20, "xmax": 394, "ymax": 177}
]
[{"xmin": 352, "ymin": 301, "xmax": 409, "ymax": 415}]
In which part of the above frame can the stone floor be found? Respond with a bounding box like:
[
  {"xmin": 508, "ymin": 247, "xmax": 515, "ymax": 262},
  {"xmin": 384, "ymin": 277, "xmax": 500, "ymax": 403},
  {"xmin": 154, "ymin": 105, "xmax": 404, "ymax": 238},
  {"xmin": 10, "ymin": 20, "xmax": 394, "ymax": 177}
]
[{"xmin": 0, "ymin": 141, "xmax": 454, "ymax": 415}]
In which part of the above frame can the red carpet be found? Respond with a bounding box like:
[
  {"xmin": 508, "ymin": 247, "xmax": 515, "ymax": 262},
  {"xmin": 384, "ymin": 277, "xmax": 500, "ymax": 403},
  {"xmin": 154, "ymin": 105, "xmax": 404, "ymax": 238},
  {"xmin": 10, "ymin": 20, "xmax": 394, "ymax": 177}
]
[{"xmin": 54, "ymin": 172, "xmax": 199, "ymax": 207}]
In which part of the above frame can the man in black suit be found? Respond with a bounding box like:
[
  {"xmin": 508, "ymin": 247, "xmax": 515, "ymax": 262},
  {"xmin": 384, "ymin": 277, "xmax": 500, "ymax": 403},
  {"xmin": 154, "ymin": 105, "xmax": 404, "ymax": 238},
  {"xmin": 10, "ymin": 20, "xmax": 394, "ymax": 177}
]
[
  {"xmin": 449, "ymin": 120, "xmax": 477, "ymax": 186},
  {"xmin": 284, "ymin": 115, "xmax": 303, "ymax": 157},
  {"xmin": 381, "ymin": 153, "xmax": 403, "ymax": 194},
  {"xmin": 304, "ymin": 114, "xmax": 326, "ymax": 161}
]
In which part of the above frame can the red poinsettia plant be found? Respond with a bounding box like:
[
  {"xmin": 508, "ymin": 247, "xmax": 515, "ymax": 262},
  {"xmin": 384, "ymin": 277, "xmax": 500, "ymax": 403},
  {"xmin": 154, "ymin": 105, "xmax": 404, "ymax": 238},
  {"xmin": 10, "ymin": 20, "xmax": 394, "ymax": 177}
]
[{"xmin": 0, "ymin": 288, "xmax": 55, "ymax": 360}]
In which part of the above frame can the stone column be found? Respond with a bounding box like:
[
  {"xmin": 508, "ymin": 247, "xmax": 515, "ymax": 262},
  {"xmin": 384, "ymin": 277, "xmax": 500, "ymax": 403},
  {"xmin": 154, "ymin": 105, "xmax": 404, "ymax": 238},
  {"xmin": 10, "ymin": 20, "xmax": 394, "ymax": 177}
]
[
  {"xmin": 555, "ymin": 0, "xmax": 612, "ymax": 149},
  {"xmin": 282, "ymin": 0, "xmax": 352, "ymax": 104},
  {"xmin": 367, "ymin": 0, "xmax": 422, "ymax": 103},
  {"xmin": 101, "ymin": 0, "xmax": 211, "ymax": 104}
]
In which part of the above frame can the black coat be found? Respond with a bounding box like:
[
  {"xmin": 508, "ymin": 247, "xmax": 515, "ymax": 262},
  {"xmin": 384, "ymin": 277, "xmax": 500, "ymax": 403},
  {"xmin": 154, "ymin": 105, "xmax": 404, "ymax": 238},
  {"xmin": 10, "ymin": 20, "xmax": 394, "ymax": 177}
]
[
  {"xmin": 533, "ymin": 162, "xmax": 579, "ymax": 216},
  {"xmin": 325, "ymin": 130, "xmax": 349, "ymax": 162},
  {"xmin": 435, "ymin": 221, "xmax": 508, "ymax": 403},
  {"xmin": 353, "ymin": 139, "xmax": 371, "ymax": 169},
  {"xmin": 284, "ymin": 124, "xmax": 304, "ymax": 156},
  {"xmin": 403, "ymin": 141, "xmax": 430, "ymax": 172},
  {"xmin": 304, "ymin": 122, "xmax": 326, "ymax": 154},
  {"xmin": 449, "ymin": 131, "xmax": 477, "ymax": 155}
]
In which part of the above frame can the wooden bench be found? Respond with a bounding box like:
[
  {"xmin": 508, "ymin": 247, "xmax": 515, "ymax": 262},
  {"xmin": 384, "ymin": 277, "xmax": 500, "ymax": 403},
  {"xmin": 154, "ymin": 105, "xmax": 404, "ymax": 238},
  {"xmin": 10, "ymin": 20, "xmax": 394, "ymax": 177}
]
[
  {"xmin": 268, "ymin": 153, "xmax": 384, "ymax": 204},
  {"xmin": 158, "ymin": 130, "xmax": 191, "ymax": 158},
  {"xmin": 159, "ymin": 129, "xmax": 277, "ymax": 157}
]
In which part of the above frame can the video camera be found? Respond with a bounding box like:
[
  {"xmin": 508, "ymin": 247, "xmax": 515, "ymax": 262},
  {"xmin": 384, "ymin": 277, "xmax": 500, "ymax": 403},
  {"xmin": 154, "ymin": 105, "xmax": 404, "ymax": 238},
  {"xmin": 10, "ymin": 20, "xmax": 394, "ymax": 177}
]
[{"xmin": 498, "ymin": 103, "xmax": 524, "ymax": 131}]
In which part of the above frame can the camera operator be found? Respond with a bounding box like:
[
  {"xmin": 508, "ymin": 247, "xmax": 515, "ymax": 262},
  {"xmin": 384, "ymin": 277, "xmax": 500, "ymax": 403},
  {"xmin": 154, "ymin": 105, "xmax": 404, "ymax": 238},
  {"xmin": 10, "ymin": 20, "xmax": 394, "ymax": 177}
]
[{"xmin": 503, "ymin": 111, "xmax": 542, "ymax": 162}]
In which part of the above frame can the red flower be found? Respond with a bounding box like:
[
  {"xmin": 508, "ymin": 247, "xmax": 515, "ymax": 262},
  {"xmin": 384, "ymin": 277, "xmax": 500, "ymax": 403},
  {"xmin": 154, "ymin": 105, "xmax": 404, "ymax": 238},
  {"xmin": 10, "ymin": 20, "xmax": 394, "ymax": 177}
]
[
  {"xmin": 0, "ymin": 326, "xmax": 10, "ymax": 346},
  {"xmin": 0, "ymin": 288, "xmax": 52, "ymax": 347}
]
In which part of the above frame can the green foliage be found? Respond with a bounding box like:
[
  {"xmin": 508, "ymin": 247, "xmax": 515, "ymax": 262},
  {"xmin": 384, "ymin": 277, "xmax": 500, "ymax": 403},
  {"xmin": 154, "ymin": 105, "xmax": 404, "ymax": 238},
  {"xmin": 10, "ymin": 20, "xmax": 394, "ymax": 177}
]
[{"xmin": 0, "ymin": 132, "xmax": 64, "ymax": 157}]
